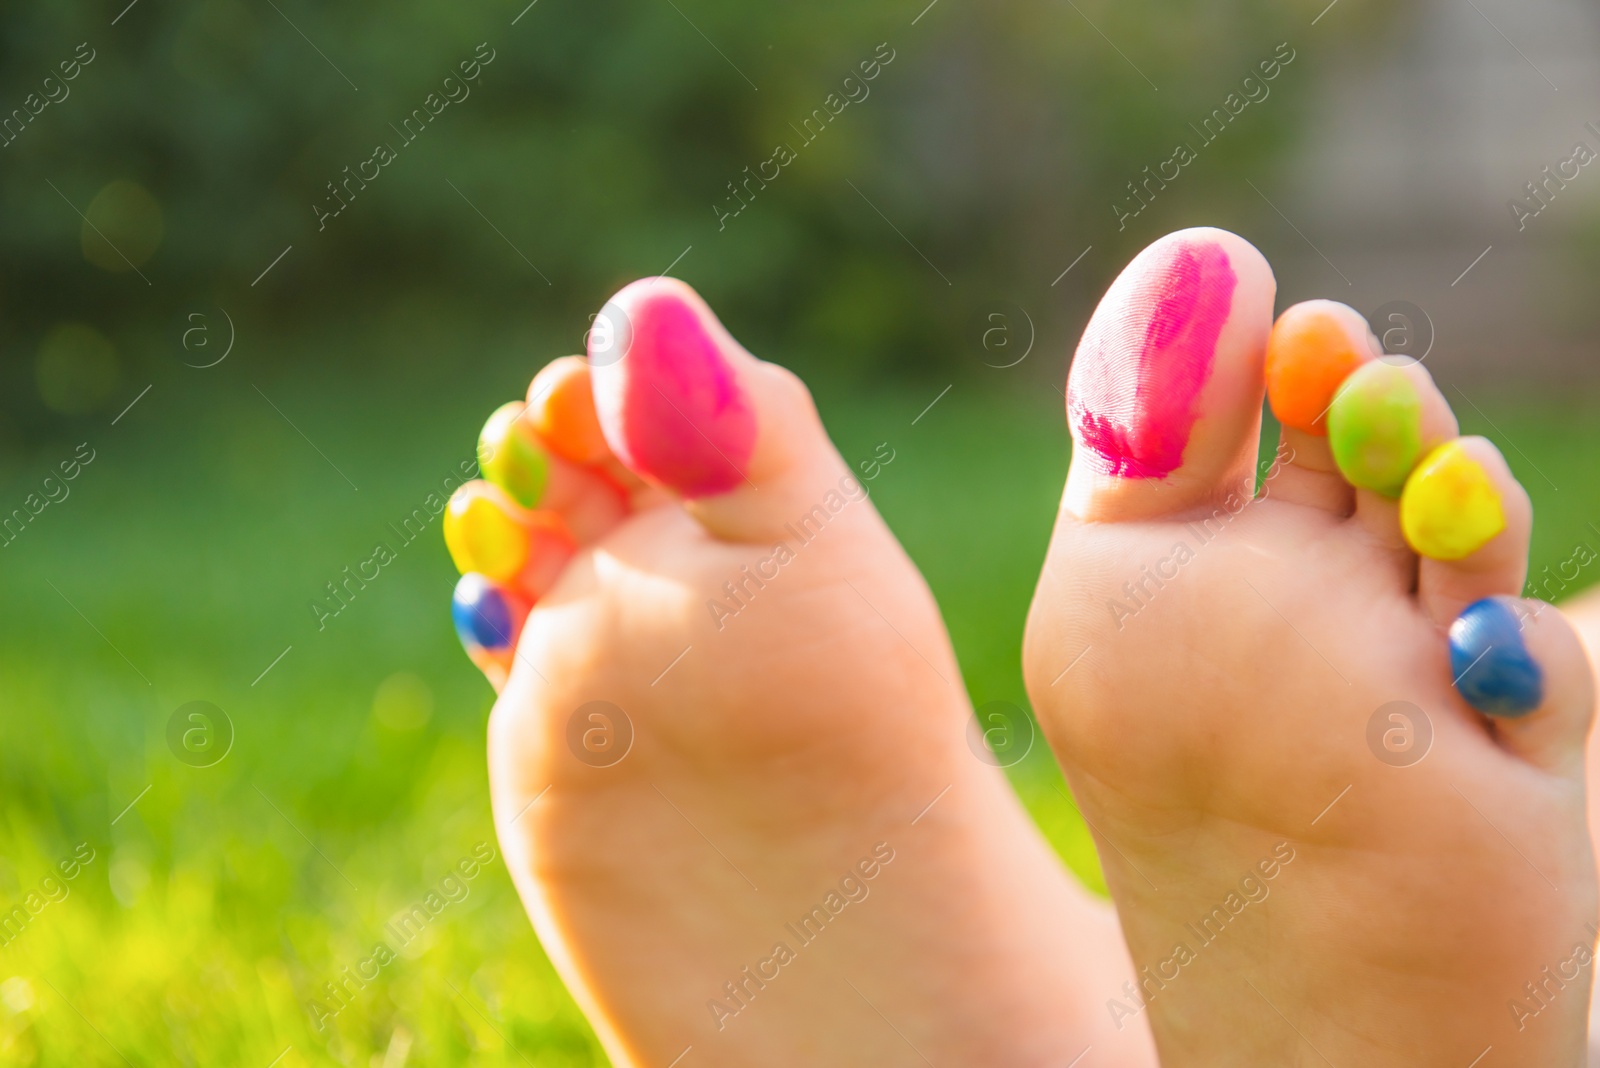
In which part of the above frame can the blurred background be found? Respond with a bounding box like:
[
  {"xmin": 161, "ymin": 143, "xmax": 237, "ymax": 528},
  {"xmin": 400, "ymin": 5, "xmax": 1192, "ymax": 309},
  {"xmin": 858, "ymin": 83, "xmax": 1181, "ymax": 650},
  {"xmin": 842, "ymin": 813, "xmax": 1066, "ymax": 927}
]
[{"xmin": 4, "ymin": 0, "xmax": 1600, "ymax": 1062}]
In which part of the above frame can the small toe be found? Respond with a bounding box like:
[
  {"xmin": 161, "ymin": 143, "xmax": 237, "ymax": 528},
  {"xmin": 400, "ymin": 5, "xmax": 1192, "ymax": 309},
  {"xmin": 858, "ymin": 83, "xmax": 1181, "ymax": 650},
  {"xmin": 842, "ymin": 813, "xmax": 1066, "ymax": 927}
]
[
  {"xmin": 478, "ymin": 400, "xmax": 550, "ymax": 509},
  {"xmin": 478, "ymin": 396, "xmax": 629, "ymax": 543},
  {"xmin": 1450, "ymin": 596, "xmax": 1594, "ymax": 772},
  {"xmin": 1063, "ymin": 227, "xmax": 1276, "ymax": 522},
  {"xmin": 1330, "ymin": 359, "xmax": 1460, "ymax": 550},
  {"xmin": 452, "ymin": 572, "xmax": 530, "ymax": 692},
  {"xmin": 1265, "ymin": 300, "xmax": 1381, "ymax": 437},
  {"xmin": 443, "ymin": 481, "xmax": 577, "ymax": 601},
  {"xmin": 1263, "ymin": 300, "xmax": 1383, "ymax": 513},
  {"xmin": 527, "ymin": 356, "xmax": 611, "ymax": 466},
  {"xmin": 1404, "ymin": 437, "xmax": 1531, "ymax": 625},
  {"xmin": 525, "ymin": 355, "xmax": 651, "ymax": 507}
]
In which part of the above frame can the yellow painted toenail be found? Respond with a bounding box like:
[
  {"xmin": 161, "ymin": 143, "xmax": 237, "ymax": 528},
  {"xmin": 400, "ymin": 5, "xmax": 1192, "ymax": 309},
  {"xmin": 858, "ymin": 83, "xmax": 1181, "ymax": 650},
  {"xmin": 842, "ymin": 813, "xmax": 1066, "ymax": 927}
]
[
  {"xmin": 443, "ymin": 486, "xmax": 528, "ymax": 581},
  {"xmin": 1399, "ymin": 441, "xmax": 1505, "ymax": 560}
]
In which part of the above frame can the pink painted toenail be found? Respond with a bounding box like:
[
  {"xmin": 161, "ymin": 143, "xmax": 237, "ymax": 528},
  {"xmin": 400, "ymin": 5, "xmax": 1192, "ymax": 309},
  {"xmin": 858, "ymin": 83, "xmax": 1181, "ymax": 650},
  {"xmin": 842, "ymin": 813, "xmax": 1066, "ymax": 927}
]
[
  {"xmin": 590, "ymin": 287, "xmax": 756, "ymax": 498},
  {"xmin": 1067, "ymin": 239, "xmax": 1237, "ymax": 479}
]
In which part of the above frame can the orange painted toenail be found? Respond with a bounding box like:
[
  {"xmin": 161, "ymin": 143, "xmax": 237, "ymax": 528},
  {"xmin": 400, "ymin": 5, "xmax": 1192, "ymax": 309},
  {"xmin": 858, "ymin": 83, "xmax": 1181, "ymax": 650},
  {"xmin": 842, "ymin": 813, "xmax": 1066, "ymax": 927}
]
[
  {"xmin": 529, "ymin": 357, "xmax": 610, "ymax": 465},
  {"xmin": 1265, "ymin": 302, "xmax": 1377, "ymax": 437}
]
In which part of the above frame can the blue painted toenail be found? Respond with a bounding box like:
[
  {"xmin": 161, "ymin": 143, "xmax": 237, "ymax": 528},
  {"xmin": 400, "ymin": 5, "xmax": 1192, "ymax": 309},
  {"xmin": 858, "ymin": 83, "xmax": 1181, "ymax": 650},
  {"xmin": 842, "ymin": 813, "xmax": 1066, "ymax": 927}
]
[
  {"xmin": 1448, "ymin": 597, "xmax": 1544, "ymax": 718},
  {"xmin": 452, "ymin": 573, "xmax": 514, "ymax": 651}
]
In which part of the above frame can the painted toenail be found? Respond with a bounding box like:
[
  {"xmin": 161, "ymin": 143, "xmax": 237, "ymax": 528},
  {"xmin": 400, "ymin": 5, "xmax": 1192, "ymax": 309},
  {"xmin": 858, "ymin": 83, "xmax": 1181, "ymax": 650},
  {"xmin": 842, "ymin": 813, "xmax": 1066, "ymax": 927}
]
[
  {"xmin": 444, "ymin": 484, "xmax": 528, "ymax": 581},
  {"xmin": 1399, "ymin": 441, "xmax": 1506, "ymax": 560},
  {"xmin": 590, "ymin": 287, "xmax": 757, "ymax": 497},
  {"xmin": 1264, "ymin": 303, "xmax": 1376, "ymax": 436},
  {"xmin": 452, "ymin": 573, "xmax": 524, "ymax": 651},
  {"xmin": 1327, "ymin": 362, "xmax": 1422, "ymax": 497},
  {"xmin": 1067, "ymin": 238, "xmax": 1237, "ymax": 479},
  {"xmin": 1260, "ymin": 300, "xmax": 1376, "ymax": 434},
  {"xmin": 529, "ymin": 359, "xmax": 610, "ymax": 465},
  {"xmin": 479, "ymin": 401, "xmax": 549, "ymax": 508},
  {"xmin": 1449, "ymin": 597, "xmax": 1544, "ymax": 717}
]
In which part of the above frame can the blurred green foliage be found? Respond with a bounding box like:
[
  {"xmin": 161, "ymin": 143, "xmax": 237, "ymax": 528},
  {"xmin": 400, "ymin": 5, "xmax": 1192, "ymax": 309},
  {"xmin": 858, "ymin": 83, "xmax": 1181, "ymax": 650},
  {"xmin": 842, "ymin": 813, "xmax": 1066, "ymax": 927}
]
[{"xmin": 1, "ymin": 0, "xmax": 1391, "ymax": 440}]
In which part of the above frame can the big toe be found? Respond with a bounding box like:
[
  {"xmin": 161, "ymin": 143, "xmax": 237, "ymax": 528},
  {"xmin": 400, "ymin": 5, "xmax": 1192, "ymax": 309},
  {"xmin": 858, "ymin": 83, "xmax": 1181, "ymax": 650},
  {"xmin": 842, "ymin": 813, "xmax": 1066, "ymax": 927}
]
[
  {"xmin": 588, "ymin": 276, "xmax": 861, "ymax": 544},
  {"xmin": 1063, "ymin": 227, "xmax": 1277, "ymax": 521}
]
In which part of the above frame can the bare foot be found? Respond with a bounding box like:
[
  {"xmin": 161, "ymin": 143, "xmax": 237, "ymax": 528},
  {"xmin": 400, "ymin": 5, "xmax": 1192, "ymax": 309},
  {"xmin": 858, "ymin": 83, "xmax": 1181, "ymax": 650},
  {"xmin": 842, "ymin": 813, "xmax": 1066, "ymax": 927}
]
[
  {"xmin": 1024, "ymin": 228, "xmax": 1597, "ymax": 1066},
  {"xmin": 446, "ymin": 279, "xmax": 1159, "ymax": 1066}
]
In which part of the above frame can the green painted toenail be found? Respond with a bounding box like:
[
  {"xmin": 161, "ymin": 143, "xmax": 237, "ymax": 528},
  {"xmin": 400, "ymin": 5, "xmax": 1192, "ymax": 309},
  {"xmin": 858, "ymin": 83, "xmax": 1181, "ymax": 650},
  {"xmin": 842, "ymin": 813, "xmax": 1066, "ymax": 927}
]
[
  {"xmin": 1327, "ymin": 362, "xmax": 1422, "ymax": 498},
  {"xmin": 479, "ymin": 400, "xmax": 549, "ymax": 509}
]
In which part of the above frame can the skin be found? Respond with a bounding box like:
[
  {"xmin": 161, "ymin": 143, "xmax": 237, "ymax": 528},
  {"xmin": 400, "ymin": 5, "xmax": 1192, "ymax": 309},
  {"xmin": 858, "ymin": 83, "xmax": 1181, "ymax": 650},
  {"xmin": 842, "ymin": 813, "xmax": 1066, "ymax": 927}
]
[
  {"xmin": 456, "ymin": 278, "xmax": 1160, "ymax": 1068},
  {"xmin": 1550, "ymin": 590, "xmax": 1600, "ymax": 1052},
  {"xmin": 444, "ymin": 250, "xmax": 1599, "ymax": 1063},
  {"xmin": 1027, "ymin": 228, "xmax": 1597, "ymax": 1066}
]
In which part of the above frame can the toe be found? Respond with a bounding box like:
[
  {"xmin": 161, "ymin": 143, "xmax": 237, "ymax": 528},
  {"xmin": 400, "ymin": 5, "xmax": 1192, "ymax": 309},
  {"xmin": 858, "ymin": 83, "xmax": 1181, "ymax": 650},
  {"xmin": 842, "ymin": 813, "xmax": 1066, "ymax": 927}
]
[
  {"xmin": 1263, "ymin": 300, "xmax": 1383, "ymax": 513},
  {"xmin": 526, "ymin": 356, "xmax": 610, "ymax": 466},
  {"xmin": 588, "ymin": 276, "xmax": 862, "ymax": 544},
  {"xmin": 1265, "ymin": 300, "xmax": 1381, "ymax": 437},
  {"xmin": 1330, "ymin": 359, "xmax": 1459, "ymax": 547},
  {"xmin": 1450, "ymin": 596, "xmax": 1594, "ymax": 772},
  {"xmin": 479, "ymin": 397, "xmax": 629, "ymax": 543},
  {"xmin": 525, "ymin": 356, "xmax": 653, "ymax": 507},
  {"xmin": 452, "ymin": 572, "xmax": 530, "ymax": 692},
  {"xmin": 478, "ymin": 400, "xmax": 549, "ymax": 508},
  {"xmin": 1063, "ymin": 227, "xmax": 1276, "ymax": 521},
  {"xmin": 1405, "ymin": 437, "xmax": 1531, "ymax": 625},
  {"xmin": 443, "ymin": 481, "xmax": 578, "ymax": 601}
]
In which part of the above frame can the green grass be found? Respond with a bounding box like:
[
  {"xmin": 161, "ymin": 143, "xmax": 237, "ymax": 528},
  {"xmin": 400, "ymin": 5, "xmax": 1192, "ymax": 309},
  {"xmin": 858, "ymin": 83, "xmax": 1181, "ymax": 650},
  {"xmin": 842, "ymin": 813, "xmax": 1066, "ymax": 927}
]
[{"xmin": 2, "ymin": 328, "xmax": 1596, "ymax": 1065}]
